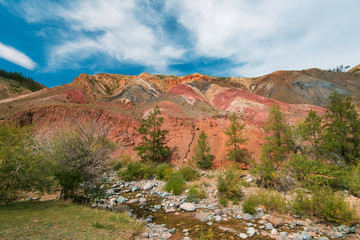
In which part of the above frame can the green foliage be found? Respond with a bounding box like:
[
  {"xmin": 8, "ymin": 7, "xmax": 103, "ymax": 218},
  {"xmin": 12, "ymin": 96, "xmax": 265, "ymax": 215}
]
[
  {"xmin": 291, "ymin": 188, "xmax": 357, "ymax": 224},
  {"xmin": 224, "ymin": 113, "xmax": 249, "ymax": 163},
  {"xmin": 242, "ymin": 190, "xmax": 288, "ymax": 214},
  {"xmin": 108, "ymin": 155, "xmax": 132, "ymax": 171},
  {"xmin": 289, "ymin": 154, "xmax": 344, "ymax": 189},
  {"xmin": 217, "ymin": 169, "xmax": 243, "ymax": 202},
  {"xmin": 0, "ymin": 69, "xmax": 44, "ymax": 92},
  {"xmin": 118, "ymin": 161, "xmax": 156, "ymax": 181},
  {"xmin": 296, "ymin": 109, "xmax": 323, "ymax": 160},
  {"xmin": 219, "ymin": 197, "xmax": 228, "ymax": 207},
  {"xmin": 156, "ymin": 163, "xmax": 173, "ymax": 180},
  {"xmin": 165, "ymin": 173, "xmax": 185, "ymax": 195},
  {"xmin": 261, "ymin": 104, "xmax": 294, "ymax": 164},
  {"xmin": 187, "ymin": 185, "xmax": 206, "ymax": 203},
  {"xmin": 134, "ymin": 106, "xmax": 170, "ymax": 163},
  {"xmin": 253, "ymin": 157, "xmax": 294, "ymax": 192},
  {"xmin": 177, "ymin": 165, "xmax": 199, "ymax": 182},
  {"xmin": 321, "ymin": 91, "xmax": 360, "ymax": 165},
  {"xmin": 0, "ymin": 123, "xmax": 52, "ymax": 202},
  {"xmin": 338, "ymin": 165, "xmax": 360, "ymax": 197},
  {"xmin": 40, "ymin": 123, "xmax": 116, "ymax": 200},
  {"xmin": 193, "ymin": 130, "xmax": 214, "ymax": 169}
]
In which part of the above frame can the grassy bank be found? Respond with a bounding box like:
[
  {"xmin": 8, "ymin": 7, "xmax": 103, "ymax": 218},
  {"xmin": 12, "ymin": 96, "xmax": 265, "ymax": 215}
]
[{"xmin": 0, "ymin": 201, "xmax": 137, "ymax": 240}]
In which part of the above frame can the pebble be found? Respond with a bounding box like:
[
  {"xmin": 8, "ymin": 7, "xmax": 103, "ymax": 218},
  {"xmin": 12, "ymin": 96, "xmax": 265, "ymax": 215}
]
[
  {"xmin": 247, "ymin": 227, "xmax": 256, "ymax": 237},
  {"xmin": 239, "ymin": 233, "xmax": 248, "ymax": 239},
  {"xmin": 180, "ymin": 202, "xmax": 196, "ymax": 212},
  {"xmin": 243, "ymin": 213, "xmax": 253, "ymax": 221}
]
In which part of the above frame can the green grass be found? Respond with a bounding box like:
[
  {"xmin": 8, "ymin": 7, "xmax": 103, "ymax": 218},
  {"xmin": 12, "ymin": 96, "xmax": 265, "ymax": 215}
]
[{"xmin": 0, "ymin": 201, "xmax": 136, "ymax": 240}]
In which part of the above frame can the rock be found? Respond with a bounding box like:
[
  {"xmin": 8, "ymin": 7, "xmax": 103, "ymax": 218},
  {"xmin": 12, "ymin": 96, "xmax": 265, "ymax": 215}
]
[
  {"xmin": 154, "ymin": 205, "xmax": 162, "ymax": 210},
  {"xmin": 169, "ymin": 228, "xmax": 176, "ymax": 234},
  {"xmin": 337, "ymin": 225, "xmax": 350, "ymax": 234},
  {"xmin": 162, "ymin": 232, "xmax": 172, "ymax": 239},
  {"xmin": 215, "ymin": 215, "xmax": 222, "ymax": 222},
  {"xmin": 294, "ymin": 220, "xmax": 308, "ymax": 226},
  {"xmin": 318, "ymin": 237, "xmax": 329, "ymax": 240},
  {"xmin": 270, "ymin": 229, "xmax": 278, "ymax": 235},
  {"xmin": 195, "ymin": 212, "xmax": 210, "ymax": 222},
  {"xmin": 247, "ymin": 227, "xmax": 256, "ymax": 237},
  {"xmin": 239, "ymin": 233, "xmax": 248, "ymax": 239},
  {"xmin": 161, "ymin": 192, "xmax": 169, "ymax": 198},
  {"xmin": 128, "ymin": 199, "xmax": 138, "ymax": 204},
  {"xmin": 237, "ymin": 215, "xmax": 243, "ymax": 220},
  {"xmin": 243, "ymin": 213, "xmax": 253, "ymax": 221},
  {"xmin": 113, "ymin": 188, "xmax": 121, "ymax": 192},
  {"xmin": 135, "ymin": 193, "xmax": 142, "ymax": 198},
  {"xmin": 215, "ymin": 209, "xmax": 223, "ymax": 216},
  {"xmin": 300, "ymin": 231, "xmax": 312, "ymax": 240},
  {"xmin": 207, "ymin": 221, "xmax": 213, "ymax": 226},
  {"xmin": 132, "ymin": 187, "xmax": 140, "ymax": 192},
  {"xmin": 256, "ymin": 208, "xmax": 264, "ymax": 217},
  {"xmin": 165, "ymin": 208, "xmax": 176, "ymax": 213},
  {"xmin": 139, "ymin": 197, "xmax": 146, "ymax": 203},
  {"xmin": 106, "ymin": 189, "xmax": 115, "ymax": 195},
  {"xmin": 180, "ymin": 203, "xmax": 196, "ymax": 212},
  {"xmin": 117, "ymin": 196, "xmax": 127, "ymax": 204},
  {"xmin": 207, "ymin": 204, "xmax": 216, "ymax": 210},
  {"xmin": 265, "ymin": 223, "xmax": 274, "ymax": 230},
  {"xmin": 329, "ymin": 231, "xmax": 343, "ymax": 239},
  {"xmin": 143, "ymin": 182, "xmax": 154, "ymax": 190}
]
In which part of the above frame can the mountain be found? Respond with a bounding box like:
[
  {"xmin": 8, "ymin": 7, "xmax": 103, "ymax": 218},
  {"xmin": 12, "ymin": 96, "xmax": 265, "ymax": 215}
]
[
  {"xmin": 349, "ymin": 64, "xmax": 360, "ymax": 73},
  {"xmin": 1, "ymin": 68, "xmax": 358, "ymax": 166},
  {"xmin": 0, "ymin": 70, "xmax": 46, "ymax": 100},
  {"xmin": 248, "ymin": 68, "xmax": 360, "ymax": 107}
]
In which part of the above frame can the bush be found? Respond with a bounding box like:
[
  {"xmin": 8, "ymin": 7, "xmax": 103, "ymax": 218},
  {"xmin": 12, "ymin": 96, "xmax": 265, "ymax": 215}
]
[
  {"xmin": 118, "ymin": 162, "xmax": 156, "ymax": 181},
  {"xmin": 254, "ymin": 157, "xmax": 295, "ymax": 192},
  {"xmin": 242, "ymin": 196, "xmax": 257, "ymax": 215},
  {"xmin": 0, "ymin": 123, "xmax": 52, "ymax": 202},
  {"xmin": 177, "ymin": 165, "xmax": 199, "ymax": 182},
  {"xmin": 219, "ymin": 197, "xmax": 228, "ymax": 207},
  {"xmin": 165, "ymin": 173, "xmax": 185, "ymax": 195},
  {"xmin": 291, "ymin": 187, "xmax": 358, "ymax": 224},
  {"xmin": 289, "ymin": 154, "xmax": 344, "ymax": 189},
  {"xmin": 242, "ymin": 190, "xmax": 288, "ymax": 214},
  {"xmin": 187, "ymin": 185, "xmax": 206, "ymax": 203},
  {"xmin": 217, "ymin": 169, "xmax": 243, "ymax": 202},
  {"xmin": 156, "ymin": 163, "xmax": 173, "ymax": 180},
  {"xmin": 108, "ymin": 155, "xmax": 132, "ymax": 171}
]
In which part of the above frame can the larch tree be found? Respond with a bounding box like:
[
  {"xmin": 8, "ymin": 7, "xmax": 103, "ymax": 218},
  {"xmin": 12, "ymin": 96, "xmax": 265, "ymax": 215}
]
[
  {"xmin": 193, "ymin": 130, "xmax": 214, "ymax": 169},
  {"xmin": 224, "ymin": 113, "xmax": 248, "ymax": 163},
  {"xmin": 134, "ymin": 106, "xmax": 170, "ymax": 163}
]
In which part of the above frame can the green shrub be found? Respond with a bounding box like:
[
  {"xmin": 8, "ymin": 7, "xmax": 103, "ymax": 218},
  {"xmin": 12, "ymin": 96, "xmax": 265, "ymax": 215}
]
[
  {"xmin": 291, "ymin": 187, "xmax": 358, "ymax": 224},
  {"xmin": 340, "ymin": 165, "xmax": 360, "ymax": 197},
  {"xmin": 217, "ymin": 169, "xmax": 243, "ymax": 202},
  {"xmin": 165, "ymin": 173, "xmax": 185, "ymax": 195},
  {"xmin": 118, "ymin": 162, "xmax": 156, "ymax": 181},
  {"xmin": 156, "ymin": 163, "xmax": 173, "ymax": 180},
  {"xmin": 219, "ymin": 197, "xmax": 228, "ymax": 207},
  {"xmin": 253, "ymin": 158, "xmax": 294, "ymax": 192},
  {"xmin": 108, "ymin": 155, "xmax": 132, "ymax": 171},
  {"xmin": 242, "ymin": 196, "xmax": 257, "ymax": 215},
  {"xmin": 242, "ymin": 190, "xmax": 288, "ymax": 214},
  {"xmin": 187, "ymin": 186, "xmax": 207, "ymax": 203},
  {"xmin": 177, "ymin": 165, "xmax": 199, "ymax": 182},
  {"xmin": 289, "ymin": 154, "xmax": 344, "ymax": 189}
]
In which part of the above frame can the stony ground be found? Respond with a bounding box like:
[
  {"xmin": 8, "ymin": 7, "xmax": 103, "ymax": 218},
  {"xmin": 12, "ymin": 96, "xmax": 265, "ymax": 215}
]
[{"xmin": 92, "ymin": 172, "xmax": 360, "ymax": 240}]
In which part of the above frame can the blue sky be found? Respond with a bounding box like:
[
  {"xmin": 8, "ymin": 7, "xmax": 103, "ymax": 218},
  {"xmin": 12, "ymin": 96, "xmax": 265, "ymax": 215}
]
[{"xmin": 0, "ymin": 0, "xmax": 359, "ymax": 87}]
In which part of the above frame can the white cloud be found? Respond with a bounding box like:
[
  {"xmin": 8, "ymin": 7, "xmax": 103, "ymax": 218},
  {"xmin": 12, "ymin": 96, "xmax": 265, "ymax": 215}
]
[
  {"xmin": 0, "ymin": 42, "xmax": 37, "ymax": 70},
  {"xmin": 2, "ymin": 0, "xmax": 360, "ymax": 76},
  {"xmin": 166, "ymin": 0, "xmax": 360, "ymax": 76},
  {"xmin": 5, "ymin": 0, "xmax": 185, "ymax": 72}
]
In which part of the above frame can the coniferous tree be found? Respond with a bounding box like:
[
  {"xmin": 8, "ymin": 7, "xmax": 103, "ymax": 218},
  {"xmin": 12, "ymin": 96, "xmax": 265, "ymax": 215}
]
[
  {"xmin": 321, "ymin": 91, "xmax": 360, "ymax": 165},
  {"xmin": 193, "ymin": 130, "xmax": 214, "ymax": 169},
  {"xmin": 134, "ymin": 106, "xmax": 170, "ymax": 163},
  {"xmin": 296, "ymin": 109, "xmax": 323, "ymax": 161},
  {"xmin": 261, "ymin": 104, "xmax": 293, "ymax": 164},
  {"xmin": 224, "ymin": 113, "xmax": 248, "ymax": 163}
]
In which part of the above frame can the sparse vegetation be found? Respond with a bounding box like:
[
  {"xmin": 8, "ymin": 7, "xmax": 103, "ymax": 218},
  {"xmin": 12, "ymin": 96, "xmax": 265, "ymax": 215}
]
[
  {"xmin": 0, "ymin": 69, "xmax": 44, "ymax": 92},
  {"xmin": 156, "ymin": 163, "xmax": 173, "ymax": 180},
  {"xmin": 177, "ymin": 165, "xmax": 199, "ymax": 182},
  {"xmin": 217, "ymin": 169, "xmax": 243, "ymax": 203},
  {"xmin": 165, "ymin": 172, "xmax": 185, "ymax": 195},
  {"xmin": 118, "ymin": 161, "xmax": 156, "ymax": 181},
  {"xmin": 242, "ymin": 190, "xmax": 288, "ymax": 214}
]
